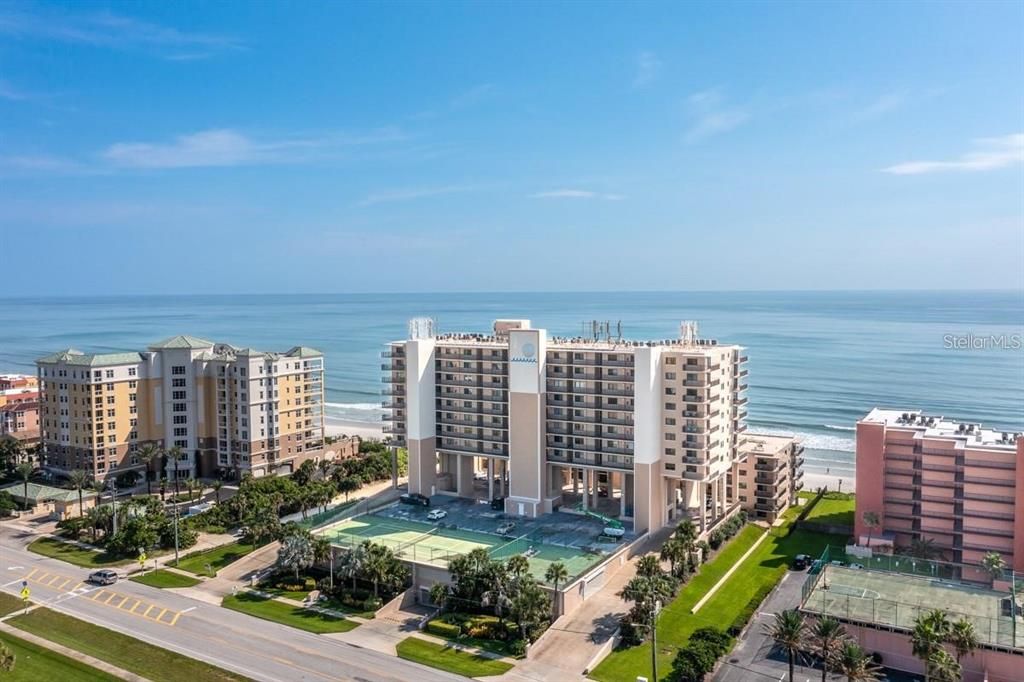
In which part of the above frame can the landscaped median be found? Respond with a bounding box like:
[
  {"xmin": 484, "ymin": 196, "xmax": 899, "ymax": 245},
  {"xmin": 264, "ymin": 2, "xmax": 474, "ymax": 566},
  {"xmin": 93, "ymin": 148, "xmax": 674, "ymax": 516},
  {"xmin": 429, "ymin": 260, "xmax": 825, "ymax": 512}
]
[
  {"xmin": 27, "ymin": 536, "xmax": 132, "ymax": 568},
  {"xmin": 0, "ymin": 630, "xmax": 119, "ymax": 682},
  {"xmin": 221, "ymin": 591, "xmax": 359, "ymax": 633},
  {"xmin": 129, "ymin": 569, "xmax": 201, "ymax": 589},
  {"xmin": 590, "ymin": 510, "xmax": 848, "ymax": 681},
  {"xmin": 396, "ymin": 636, "xmax": 514, "ymax": 678},
  {"xmin": 6, "ymin": 604, "xmax": 246, "ymax": 682}
]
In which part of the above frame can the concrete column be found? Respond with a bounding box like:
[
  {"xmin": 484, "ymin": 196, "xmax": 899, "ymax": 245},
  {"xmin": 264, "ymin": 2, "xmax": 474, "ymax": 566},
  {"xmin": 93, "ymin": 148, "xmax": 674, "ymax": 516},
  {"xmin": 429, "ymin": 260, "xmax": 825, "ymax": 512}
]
[
  {"xmin": 712, "ymin": 477, "xmax": 719, "ymax": 520},
  {"xmin": 498, "ymin": 460, "xmax": 506, "ymax": 498},
  {"xmin": 619, "ymin": 473, "xmax": 626, "ymax": 517},
  {"xmin": 488, "ymin": 458, "xmax": 494, "ymax": 501},
  {"xmin": 456, "ymin": 454, "xmax": 474, "ymax": 498},
  {"xmin": 699, "ymin": 482, "xmax": 707, "ymax": 531},
  {"xmin": 572, "ymin": 468, "xmax": 579, "ymax": 495},
  {"xmin": 582, "ymin": 469, "xmax": 589, "ymax": 510},
  {"xmin": 591, "ymin": 470, "xmax": 599, "ymax": 509}
]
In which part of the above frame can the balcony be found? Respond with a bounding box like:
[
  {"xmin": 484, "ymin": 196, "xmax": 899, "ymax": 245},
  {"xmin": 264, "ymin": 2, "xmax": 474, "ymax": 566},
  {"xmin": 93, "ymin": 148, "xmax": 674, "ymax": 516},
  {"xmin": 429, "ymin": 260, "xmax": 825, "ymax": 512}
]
[
  {"xmin": 381, "ymin": 385, "xmax": 406, "ymax": 396},
  {"xmin": 380, "ymin": 348, "xmax": 404, "ymax": 359},
  {"xmin": 381, "ymin": 362, "xmax": 407, "ymax": 371}
]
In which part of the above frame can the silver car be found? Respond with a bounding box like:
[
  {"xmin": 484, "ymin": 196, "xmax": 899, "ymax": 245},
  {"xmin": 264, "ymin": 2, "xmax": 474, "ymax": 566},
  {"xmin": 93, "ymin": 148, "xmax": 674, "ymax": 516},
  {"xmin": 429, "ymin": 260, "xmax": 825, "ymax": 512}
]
[{"xmin": 88, "ymin": 569, "xmax": 118, "ymax": 586}]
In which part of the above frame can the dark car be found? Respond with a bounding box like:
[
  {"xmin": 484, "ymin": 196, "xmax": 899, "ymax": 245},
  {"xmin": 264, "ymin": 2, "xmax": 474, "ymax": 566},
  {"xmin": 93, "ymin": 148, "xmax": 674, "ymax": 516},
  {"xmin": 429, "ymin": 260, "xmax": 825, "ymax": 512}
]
[
  {"xmin": 793, "ymin": 554, "xmax": 810, "ymax": 570},
  {"xmin": 88, "ymin": 569, "xmax": 119, "ymax": 586},
  {"xmin": 399, "ymin": 493, "xmax": 430, "ymax": 507}
]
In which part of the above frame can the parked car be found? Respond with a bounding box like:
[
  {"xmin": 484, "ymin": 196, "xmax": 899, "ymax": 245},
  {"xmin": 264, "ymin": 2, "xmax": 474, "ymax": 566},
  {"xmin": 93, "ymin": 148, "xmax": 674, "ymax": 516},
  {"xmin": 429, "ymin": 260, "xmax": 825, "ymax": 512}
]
[
  {"xmin": 809, "ymin": 559, "xmax": 823, "ymax": 575},
  {"xmin": 496, "ymin": 521, "xmax": 516, "ymax": 536},
  {"xmin": 849, "ymin": 562, "xmax": 864, "ymax": 570},
  {"xmin": 427, "ymin": 509, "xmax": 448, "ymax": 521},
  {"xmin": 490, "ymin": 497, "xmax": 505, "ymax": 511},
  {"xmin": 399, "ymin": 493, "xmax": 430, "ymax": 507},
  {"xmin": 793, "ymin": 554, "xmax": 810, "ymax": 570},
  {"xmin": 88, "ymin": 569, "xmax": 119, "ymax": 586}
]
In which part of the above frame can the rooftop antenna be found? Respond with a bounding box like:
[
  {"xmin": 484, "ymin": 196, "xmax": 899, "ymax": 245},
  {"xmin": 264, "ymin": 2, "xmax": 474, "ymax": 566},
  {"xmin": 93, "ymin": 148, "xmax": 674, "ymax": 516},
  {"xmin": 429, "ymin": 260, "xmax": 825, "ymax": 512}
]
[
  {"xmin": 680, "ymin": 321, "xmax": 699, "ymax": 345},
  {"xmin": 409, "ymin": 317, "xmax": 436, "ymax": 340}
]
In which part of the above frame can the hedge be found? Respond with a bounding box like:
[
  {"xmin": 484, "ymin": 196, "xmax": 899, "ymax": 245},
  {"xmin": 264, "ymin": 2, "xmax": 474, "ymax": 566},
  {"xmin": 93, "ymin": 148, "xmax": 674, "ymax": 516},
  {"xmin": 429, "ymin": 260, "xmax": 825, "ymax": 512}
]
[{"xmin": 426, "ymin": 620, "xmax": 462, "ymax": 638}]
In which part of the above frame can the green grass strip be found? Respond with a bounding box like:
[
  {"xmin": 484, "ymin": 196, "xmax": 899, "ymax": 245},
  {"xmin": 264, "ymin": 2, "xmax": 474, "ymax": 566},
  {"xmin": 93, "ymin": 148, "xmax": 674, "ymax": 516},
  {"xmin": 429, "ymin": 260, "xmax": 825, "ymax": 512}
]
[
  {"xmin": 396, "ymin": 637, "xmax": 513, "ymax": 678},
  {"xmin": 27, "ymin": 537, "xmax": 132, "ymax": 568},
  {"xmin": 221, "ymin": 592, "xmax": 358, "ymax": 634},
  {"xmin": 0, "ymin": 630, "xmax": 119, "ymax": 682},
  {"xmin": 129, "ymin": 570, "xmax": 201, "ymax": 589}
]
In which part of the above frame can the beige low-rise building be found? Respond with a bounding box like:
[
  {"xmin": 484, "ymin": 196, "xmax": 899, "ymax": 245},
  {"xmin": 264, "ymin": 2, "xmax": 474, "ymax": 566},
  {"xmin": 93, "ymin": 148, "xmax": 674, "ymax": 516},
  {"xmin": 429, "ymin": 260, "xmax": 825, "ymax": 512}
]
[
  {"xmin": 734, "ymin": 433, "xmax": 803, "ymax": 522},
  {"xmin": 37, "ymin": 336, "xmax": 326, "ymax": 482}
]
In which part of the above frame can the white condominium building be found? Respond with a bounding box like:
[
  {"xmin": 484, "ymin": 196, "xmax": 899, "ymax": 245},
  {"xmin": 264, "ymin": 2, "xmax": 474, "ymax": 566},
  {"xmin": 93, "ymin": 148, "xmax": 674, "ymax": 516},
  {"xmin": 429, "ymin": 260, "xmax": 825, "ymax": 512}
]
[{"xmin": 383, "ymin": 319, "xmax": 749, "ymax": 534}]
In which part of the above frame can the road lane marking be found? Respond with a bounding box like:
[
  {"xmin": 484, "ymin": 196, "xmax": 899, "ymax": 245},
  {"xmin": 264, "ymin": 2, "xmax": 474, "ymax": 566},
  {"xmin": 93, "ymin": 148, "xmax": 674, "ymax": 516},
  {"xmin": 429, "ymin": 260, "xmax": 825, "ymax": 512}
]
[
  {"xmin": 24, "ymin": 568, "xmax": 38, "ymax": 581},
  {"xmin": 46, "ymin": 574, "xmax": 63, "ymax": 586},
  {"xmin": 154, "ymin": 607, "xmax": 167, "ymax": 622},
  {"xmin": 71, "ymin": 582, "xmax": 83, "ymax": 591},
  {"xmin": 115, "ymin": 595, "xmax": 130, "ymax": 609},
  {"xmin": 56, "ymin": 578, "xmax": 71, "ymax": 590},
  {"xmin": 130, "ymin": 600, "xmax": 142, "ymax": 613},
  {"xmin": 143, "ymin": 604, "xmax": 155, "ymax": 618},
  {"xmin": 103, "ymin": 592, "xmax": 117, "ymax": 604},
  {"xmin": 89, "ymin": 589, "xmax": 106, "ymax": 601},
  {"xmin": 168, "ymin": 612, "xmax": 181, "ymax": 626}
]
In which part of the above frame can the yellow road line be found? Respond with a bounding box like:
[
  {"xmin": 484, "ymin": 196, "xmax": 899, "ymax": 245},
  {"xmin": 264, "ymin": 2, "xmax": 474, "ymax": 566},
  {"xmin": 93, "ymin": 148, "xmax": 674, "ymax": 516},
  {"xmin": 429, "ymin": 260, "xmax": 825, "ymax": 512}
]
[
  {"xmin": 47, "ymin": 574, "xmax": 64, "ymax": 587},
  {"xmin": 168, "ymin": 612, "xmax": 181, "ymax": 626},
  {"xmin": 89, "ymin": 589, "xmax": 106, "ymax": 601},
  {"xmin": 103, "ymin": 592, "xmax": 118, "ymax": 605},
  {"xmin": 56, "ymin": 578, "xmax": 71, "ymax": 591},
  {"xmin": 115, "ymin": 596, "xmax": 130, "ymax": 609},
  {"xmin": 24, "ymin": 568, "xmax": 38, "ymax": 581},
  {"xmin": 71, "ymin": 582, "xmax": 84, "ymax": 591},
  {"xmin": 143, "ymin": 604, "xmax": 155, "ymax": 618},
  {"xmin": 129, "ymin": 600, "xmax": 142, "ymax": 613},
  {"xmin": 153, "ymin": 608, "xmax": 167, "ymax": 622}
]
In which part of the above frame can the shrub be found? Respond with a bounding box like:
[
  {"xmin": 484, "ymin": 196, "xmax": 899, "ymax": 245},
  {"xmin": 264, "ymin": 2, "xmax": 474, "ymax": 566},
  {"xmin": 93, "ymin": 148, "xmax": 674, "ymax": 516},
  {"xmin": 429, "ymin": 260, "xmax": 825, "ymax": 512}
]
[
  {"xmin": 618, "ymin": 617, "xmax": 644, "ymax": 646},
  {"xmin": 689, "ymin": 627, "xmax": 731, "ymax": 657},
  {"xmin": 362, "ymin": 596, "xmax": 383, "ymax": 611},
  {"xmin": 427, "ymin": 619, "xmax": 462, "ymax": 639},
  {"xmin": 509, "ymin": 639, "xmax": 528, "ymax": 657},
  {"xmin": 304, "ymin": 577, "xmax": 316, "ymax": 591},
  {"xmin": 696, "ymin": 540, "xmax": 710, "ymax": 562},
  {"xmin": 708, "ymin": 529, "xmax": 725, "ymax": 550}
]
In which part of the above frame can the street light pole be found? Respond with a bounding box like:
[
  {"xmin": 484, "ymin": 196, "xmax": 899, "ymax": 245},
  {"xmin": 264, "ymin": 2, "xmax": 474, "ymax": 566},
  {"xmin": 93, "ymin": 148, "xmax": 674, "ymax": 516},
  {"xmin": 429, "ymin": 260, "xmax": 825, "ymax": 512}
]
[
  {"xmin": 650, "ymin": 599, "xmax": 661, "ymax": 682},
  {"xmin": 111, "ymin": 477, "xmax": 118, "ymax": 536},
  {"xmin": 173, "ymin": 501, "xmax": 180, "ymax": 565},
  {"xmin": 329, "ymin": 548, "xmax": 335, "ymax": 591}
]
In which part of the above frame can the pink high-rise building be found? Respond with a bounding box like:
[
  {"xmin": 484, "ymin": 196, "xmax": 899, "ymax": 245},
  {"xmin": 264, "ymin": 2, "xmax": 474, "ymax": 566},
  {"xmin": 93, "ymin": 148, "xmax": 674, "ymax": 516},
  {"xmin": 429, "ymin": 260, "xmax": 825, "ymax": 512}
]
[{"xmin": 855, "ymin": 408, "xmax": 1024, "ymax": 573}]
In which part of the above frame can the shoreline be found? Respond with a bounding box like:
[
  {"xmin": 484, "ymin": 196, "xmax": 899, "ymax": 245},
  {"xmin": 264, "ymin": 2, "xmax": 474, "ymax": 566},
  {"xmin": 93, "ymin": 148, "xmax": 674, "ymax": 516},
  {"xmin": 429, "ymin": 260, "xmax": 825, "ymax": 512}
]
[
  {"xmin": 325, "ymin": 418, "xmax": 384, "ymax": 441},
  {"xmin": 802, "ymin": 471, "xmax": 856, "ymax": 494}
]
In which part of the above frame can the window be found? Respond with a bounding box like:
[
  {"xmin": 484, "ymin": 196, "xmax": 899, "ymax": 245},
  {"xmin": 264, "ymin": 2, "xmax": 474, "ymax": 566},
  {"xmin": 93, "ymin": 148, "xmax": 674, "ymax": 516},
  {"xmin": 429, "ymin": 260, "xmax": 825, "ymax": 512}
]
[
  {"xmin": 665, "ymin": 402, "xmax": 676, "ymax": 410},
  {"xmin": 173, "ymin": 403, "xmax": 186, "ymax": 413},
  {"xmin": 172, "ymin": 366, "xmax": 186, "ymax": 376},
  {"xmin": 173, "ymin": 427, "xmax": 187, "ymax": 437},
  {"xmin": 665, "ymin": 372, "xmax": 676, "ymax": 380},
  {"xmin": 128, "ymin": 381, "xmax": 137, "ymax": 389},
  {"xmin": 174, "ymin": 439, "xmax": 187, "ymax": 448},
  {"xmin": 105, "ymin": 370, "xmax": 114, "ymax": 378},
  {"xmin": 128, "ymin": 367, "xmax": 136, "ymax": 376},
  {"xmin": 172, "ymin": 378, "xmax": 186, "ymax": 388},
  {"xmin": 665, "ymin": 447, "xmax": 676, "ymax": 455},
  {"xmin": 665, "ymin": 357, "xmax": 676, "ymax": 365},
  {"xmin": 172, "ymin": 390, "xmax": 186, "ymax": 400},
  {"xmin": 664, "ymin": 417, "xmax": 676, "ymax": 426},
  {"xmin": 106, "ymin": 396, "xmax": 115, "ymax": 405}
]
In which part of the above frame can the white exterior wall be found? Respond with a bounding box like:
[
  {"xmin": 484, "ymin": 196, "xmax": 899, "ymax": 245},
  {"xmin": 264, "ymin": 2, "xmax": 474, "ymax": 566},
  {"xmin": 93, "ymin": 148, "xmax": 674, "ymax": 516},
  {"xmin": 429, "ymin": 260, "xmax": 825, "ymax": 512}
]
[
  {"xmin": 633, "ymin": 346, "xmax": 662, "ymax": 465},
  {"xmin": 406, "ymin": 339, "xmax": 437, "ymax": 440}
]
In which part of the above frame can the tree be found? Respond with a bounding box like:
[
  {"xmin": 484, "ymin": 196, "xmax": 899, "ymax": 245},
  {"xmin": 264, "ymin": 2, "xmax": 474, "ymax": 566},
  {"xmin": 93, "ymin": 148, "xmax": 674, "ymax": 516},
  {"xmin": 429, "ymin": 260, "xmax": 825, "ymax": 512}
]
[
  {"xmin": 362, "ymin": 542, "xmax": 407, "ymax": 599},
  {"xmin": 429, "ymin": 582, "xmax": 449, "ymax": 610},
  {"xmin": 862, "ymin": 511, "xmax": 880, "ymax": 548},
  {"xmin": 0, "ymin": 641, "xmax": 14, "ymax": 672},
  {"xmin": 764, "ymin": 610, "xmax": 807, "ymax": 682},
  {"xmin": 509, "ymin": 578, "xmax": 551, "ymax": 642},
  {"xmin": 947, "ymin": 617, "xmax": 978, "ymax": 665},
  {"xmin": 67, "ymin": 469, "xmax": 90, "ymax": 517},
  {"xmin": 927, "ymin": 649, "xmax": 961, "ymax": 682},
  {"xmin": 636, "ymin": 554, "xmax": 663, "ymax": 578},
  {"xmin": 911, "ymin": 609, "xmax": 952, "ymax": 682},
  {"xmin": 14, "ymin": 462, "xmax": 33, "ymax": 509},
  {"xmin": 660, "ymin": 536, "xmax": 689, "ymax": 579},
  {"xmin": 482, "ymin": 565, "xmax": 514, "ymax": 623},
  {"xmin": 338, "ymin": 541, "xmax": 370, "ymax": 591},
  {"xmin": 166, "ymin": 446, "xmax": 184, "ymax": 495},
  {"xmin": 337, "ymin": 476, "xmax": 360, "ymax": 502},
  {"xmin": 506, "ymin": 554, "xmax": 530, "ymax": 579},
  {"xmin": 981, "ymin": 551, "xmax": 1006, "ymax": 585},
  {"xmin": 0, "ymin": 438, "xmax": 23, "ymax": 473},
  {"xmin": 544, "ymin": 561, "xmax": 569, "ymax": 593},
  {"xmin": 907, "ymin": 537, "xmax": 940, "ymax": 561},
  {"xmin": 212, "ymin": 479, "xmax": 223, "ymax": 504},
  {"xmin": 293, "ymin": 459, "xmax": 318, "ymax": 487},
  {"xmin": 834, "ymin": 641, "xmax": 881, "ymax": 682},
  {"xmin": 808, "ymin": 616, "xmax": 848, "ymax": 682},
  {"xmin": 277, "ymin": 528, "xmax": 316, "ymax": 579},
  {"xmin": 136, "ymin": 443, "xmax": 161, "ymax": 495}
]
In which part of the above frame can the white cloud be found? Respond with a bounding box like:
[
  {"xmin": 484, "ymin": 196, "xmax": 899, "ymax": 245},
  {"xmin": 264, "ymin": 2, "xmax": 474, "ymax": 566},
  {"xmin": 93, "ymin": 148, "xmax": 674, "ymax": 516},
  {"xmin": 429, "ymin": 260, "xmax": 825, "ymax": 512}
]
[
  {"xmin": 882, "ymin": 133, "xmax": 1024, "ymax": 175},
  {"xmin": 632, "ymin": 51, "xmax": 662, "ymax": 88},
  {"xmin": 683, "ymin": 88, "xmax": 748, "ymax": 143},
  {"xmin": 101, "ymin": 127, "xmax": 406, "ymax": 169},
  {"xmin": 357, "ymin": 185, "xmax": 478, "ymax": 206},
  {"xmin": 0, "ymin": 8, "xmax": 243, "ymax": 60},
  {"xmin": 530, "ymin": 189, "xmax": 624, "ymax": 200}
]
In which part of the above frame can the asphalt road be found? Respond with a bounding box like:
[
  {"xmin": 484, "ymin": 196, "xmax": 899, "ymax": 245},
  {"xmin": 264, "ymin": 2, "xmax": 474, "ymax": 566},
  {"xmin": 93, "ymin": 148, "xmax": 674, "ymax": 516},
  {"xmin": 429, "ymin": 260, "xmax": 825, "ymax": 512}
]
[{"xmin": 0, "ymin": 525, "xmax": 466, "ymax": 682}]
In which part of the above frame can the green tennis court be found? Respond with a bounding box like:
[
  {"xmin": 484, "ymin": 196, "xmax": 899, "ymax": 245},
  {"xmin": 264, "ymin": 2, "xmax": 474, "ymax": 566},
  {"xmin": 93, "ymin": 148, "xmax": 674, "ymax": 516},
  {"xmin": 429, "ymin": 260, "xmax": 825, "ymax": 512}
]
[{"xmin": 320, "ymin": 514, "xmax": 605, "ymax": 582}]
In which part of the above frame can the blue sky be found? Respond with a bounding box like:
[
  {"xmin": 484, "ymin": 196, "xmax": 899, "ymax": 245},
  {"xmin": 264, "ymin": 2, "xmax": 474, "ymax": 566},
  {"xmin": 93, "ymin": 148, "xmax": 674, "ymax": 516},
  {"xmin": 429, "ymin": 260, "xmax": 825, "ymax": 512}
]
[{"xmin": 1, "ymin": 0, "xmax": 1022, "ymax": 294}]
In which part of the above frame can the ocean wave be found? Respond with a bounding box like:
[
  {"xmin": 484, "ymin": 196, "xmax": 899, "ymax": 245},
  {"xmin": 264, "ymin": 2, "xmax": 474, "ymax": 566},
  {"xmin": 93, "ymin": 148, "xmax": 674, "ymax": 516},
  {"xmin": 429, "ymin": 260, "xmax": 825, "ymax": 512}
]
[
  {"xmin": 747, "ymin": 427, "xmax": 855, "ymax": 453},
  {"xmin": 324, "ymin": 401, "xmax": 386, "ymax": 423},
  {"xmin": 824, "ymin": 424, "xmax": 856, "ymax": 432}
]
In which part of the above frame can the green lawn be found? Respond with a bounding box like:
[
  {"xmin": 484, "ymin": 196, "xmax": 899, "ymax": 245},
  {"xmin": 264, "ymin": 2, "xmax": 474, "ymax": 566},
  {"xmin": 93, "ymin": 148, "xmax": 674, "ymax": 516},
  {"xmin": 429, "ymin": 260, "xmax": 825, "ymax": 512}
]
[
  {"xmin": 27, "ymin": 537, "xmax": 132, "ymax": 568},
  {"xmin": 8, "ymin": 607, "xmax": 247, "ymax": 682},
  {"xmin": 396, "ymin": 637, "xmax": 513, "ymax": 678},
  {"xmin": 0, "ymin": 631, "xmax": 119, "ymax": 682},
  {"xmin": 590, "ymin": 519, "xmax": 846, "ymax": 681},
  {"xmin": 129, "ymin": 569, "xmax": 201, "ymax": 588},
  {"xmin": 221, "ymin": 591, "xmax": 358, "ymax": 633},
  {"xmin": 0, "ymin": 591, "xmax": 25, "ymax": 617},
  {"xmin": 170, "ymin": 540, "xmax": 256, "ymax": 576},
  {"xmin": 804, "ymin": 492, "xmax": 855, "ymax": 527}
]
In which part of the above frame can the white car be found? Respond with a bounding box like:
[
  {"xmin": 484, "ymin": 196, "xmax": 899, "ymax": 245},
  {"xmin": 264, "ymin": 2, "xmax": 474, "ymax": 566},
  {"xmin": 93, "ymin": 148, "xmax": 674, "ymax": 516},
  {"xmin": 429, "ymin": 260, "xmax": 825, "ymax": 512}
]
[{"xmin": 427, "ymin": 509, "xmax": 448, "ymax": 521}]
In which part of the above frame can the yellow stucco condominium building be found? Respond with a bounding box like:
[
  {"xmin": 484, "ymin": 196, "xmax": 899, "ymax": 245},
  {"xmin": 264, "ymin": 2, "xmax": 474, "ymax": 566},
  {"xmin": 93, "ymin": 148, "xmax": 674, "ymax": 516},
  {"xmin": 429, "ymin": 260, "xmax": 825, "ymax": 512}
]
[
  {"xmin": 384, "ymin": 318, "xmax": 788, "ymax": 535},
  {"xmin": 37, "ymin": 335, "xmax": 325, "ymax": 483}
]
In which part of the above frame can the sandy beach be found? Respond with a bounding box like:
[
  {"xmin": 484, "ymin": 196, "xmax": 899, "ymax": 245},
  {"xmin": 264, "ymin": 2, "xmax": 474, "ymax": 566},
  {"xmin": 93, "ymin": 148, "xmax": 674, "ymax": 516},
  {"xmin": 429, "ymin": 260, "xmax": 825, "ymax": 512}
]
[
  {"xmin": 803, "ymin": 471, "xmax": 856, "ymax": 494},
  {"xmin": 326, "ymin": 418, "xmax": 385, "ymax": 441}
]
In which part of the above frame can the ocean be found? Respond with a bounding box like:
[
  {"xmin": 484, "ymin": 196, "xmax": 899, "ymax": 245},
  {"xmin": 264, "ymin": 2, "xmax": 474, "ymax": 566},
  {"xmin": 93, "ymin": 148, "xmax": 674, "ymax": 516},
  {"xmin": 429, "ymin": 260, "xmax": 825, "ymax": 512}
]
[{"xmin": 2, "ymin": 291, "xmax": 1021, "ymax": 478}]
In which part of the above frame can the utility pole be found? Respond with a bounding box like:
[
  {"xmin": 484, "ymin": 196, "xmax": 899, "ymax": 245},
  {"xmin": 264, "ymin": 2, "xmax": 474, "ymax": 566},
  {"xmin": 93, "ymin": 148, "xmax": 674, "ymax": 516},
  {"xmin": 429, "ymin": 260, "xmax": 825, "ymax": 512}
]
[
  {"xmin": 650, "ymin": 599, "xmax": 661, "ymax": 682},
  {"xmin": 329, "ymin": 547, "xmax": 335, "ymax": 591},
  {"xmin": 173, "ymin": 501, "xmax": 180, "ymax": 565},
  {"xmin": 111, "ymin": 477, "xmax": 118, "ymax": 535}
]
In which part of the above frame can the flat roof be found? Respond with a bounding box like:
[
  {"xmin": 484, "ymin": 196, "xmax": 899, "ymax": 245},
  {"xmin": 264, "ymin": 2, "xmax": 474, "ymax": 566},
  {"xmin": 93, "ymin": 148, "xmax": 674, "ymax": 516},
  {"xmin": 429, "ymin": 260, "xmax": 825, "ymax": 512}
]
[
  {"xmin": 740, "ymin": 432, "xmax": 797, "ymax": 455},
  {"xmin": 862, "ymin": 408, "xmax": 1020, "ymax": 449},
  {"xmin": 0, "ymin": 481, "xmax": 97, "ymax": 504}
]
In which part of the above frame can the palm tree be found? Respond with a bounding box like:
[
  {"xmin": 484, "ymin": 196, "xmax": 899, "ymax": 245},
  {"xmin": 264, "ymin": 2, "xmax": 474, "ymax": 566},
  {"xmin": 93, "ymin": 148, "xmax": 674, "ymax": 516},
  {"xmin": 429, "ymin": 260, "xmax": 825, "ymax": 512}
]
[
  {"xmin": 14, "ymin": 462, "xmax": 33, "ymax": 510},
  {"xmin": 67, "ymin": 469, "xmax": 90, "ymax": 517},
  {"xmin": 506, "ymin": 554, "xmax": 530, "ymax": 579},
  {"xmin": 908, "ymin": 537, "xmax": 940, "ymax": 561},
  {"xmin": 911, "ymin": 609, "xmax": 951, "ymax": 682},
  {"xmin": 834, "ymin": 641, "xmax": 881, "ymax": 682},
  {"xmin": 636, "ymin": 554, "xmax": 663, "ymax": 578},
  {"xmin": 341, "ymin": 541, "xmax": 370, "ymax": 591},
  {"xmin": 660, "ymin": 536, "xmax": 688, "ymax": 579},
  {"xmin": 0, "ymin": 642, "xmax": 14, "ymax": 673},
  {"xmin": 808, "ymin": 616, "xmax": 848, "ymax": 682},
  {"xmin": 212, "ymin": 479, "xmax": 223, "ymax": 504},
  {"xmin": 544, "ymin": 561, "xmax": 569, "ymax": 593},
  {"xmin": 981, "ymin": 551, "xmax": 1006, "ymax": 585},
  {"xmin": 429, "ymin": 582, "xmax": 449, "ymax": 610},
  {"xmin": 675, "ymin": 519, "xmax": 699, "ymax": 569},
  {"xmin": 927, "ymin": 649, "xmax": 961, "ymax": 682},
  {"xmin": 862, "ymin": 511, "xmax": 880, "ymax": 548},
  {"xmin": 337, "ymin": 476, "xmax": 360, "ymax": 502},
  {"xmin": 947, "ymin": 617, "xmax": 978, "ymax": 665},
  {"xmin": 764, "ymin": 609, "xmax": 807, "ymax": 682},
  {"xmin": 166, "ymin": 446, "xmax": 184, "ymax": 496},
  {"xmin": 136, "ymin": 443, "xmax": 161, "ymax": 495}
]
